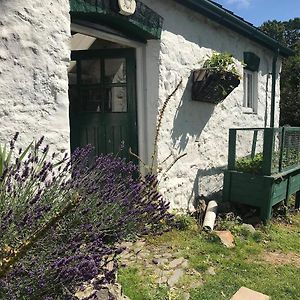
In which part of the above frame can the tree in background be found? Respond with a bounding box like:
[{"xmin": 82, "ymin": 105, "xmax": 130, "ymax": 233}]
[{"xmin": 260, "ymin": 18, "xmax": 300, "ymax": 126}]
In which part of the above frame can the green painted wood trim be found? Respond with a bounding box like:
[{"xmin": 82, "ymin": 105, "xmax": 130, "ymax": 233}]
[
  {"xmin": 273, "ymin": 165, "xmax": 300, "ymax": 179},
  {"xmin": 70, "ymin": 0, "xmax": 163, "ymax": 41},
  {"xmin": 223, "ymin": 169, "xmax": 300, "ymax": 222},
  {"xmin": 174, "ymin": 0, "xmax": 294, "ymax": 57},
  {"xmin": 262, "ymin": 128, "xmax": 274, "ymax": 176},
  {"xmin": 251, "ymin": 130, "xmax": 258, "ymax": 159},
  {"xmin": 296, "ymin": 190, "xmax": 300, "ymax": 209},
  {"xmin": 244, "ymin": 52, "xmax": 260, "ymax": 72},
  {"xmin": 270, "ymin": 53, "xmax": 278, "ymax": 128},
  {"xmin": 70, "ymin": 0, "xmax": 101, "ymax": 13},
  {"xmin": 278, "ymin": 127, "xmax": 285, "ymax": 172},
  {"xmin": 284, "ymin": 172, "xmax": 300, "ymax": 205},
  {"xmin": 228, "ymin": 129, "xmax": 237, "ymax": 170},
  {"xmin": 69, "ymin": 48, "xmax": 139, "ymax": 160},
  {"xmin": 222, "ymin": 170, "xmax": 232, "ymax": 202}
]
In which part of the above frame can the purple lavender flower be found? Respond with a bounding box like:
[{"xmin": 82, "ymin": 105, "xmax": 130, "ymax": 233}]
[
  {"xmin": 9, "ymin": 132, "xmax": 19, "ymax": 150},
  {"xmin": 0, "ymin": 136, "xmax": 172, "ymax": 299}
]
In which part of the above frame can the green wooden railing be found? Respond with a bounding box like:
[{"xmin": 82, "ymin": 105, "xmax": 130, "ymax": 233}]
[{"xmin": 228, "ymin": 127, "xmax": 300, "ymax": 176}]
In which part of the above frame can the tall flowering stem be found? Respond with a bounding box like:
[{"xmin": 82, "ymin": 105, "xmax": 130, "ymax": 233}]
[
  {"xmin": 0, "ymin": 193, "xmax": 80, "ymax": 278},
  {"xmin": 150, "ymin": 78, "xmax": 183, "ymax": 173}
]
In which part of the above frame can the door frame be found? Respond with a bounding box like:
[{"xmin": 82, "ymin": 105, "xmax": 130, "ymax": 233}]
[
  {"xmin": 70, "ymin": 48, "xmax": 138, "ymax": 157},
  {"xmin": 70, "ymin": 23, "xmax": 160, "ymax": 172}
]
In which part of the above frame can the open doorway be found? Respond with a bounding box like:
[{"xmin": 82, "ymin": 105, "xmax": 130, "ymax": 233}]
[{"xmin": 68, "ymin": 32, "xmax": 138, "ymax": 160}]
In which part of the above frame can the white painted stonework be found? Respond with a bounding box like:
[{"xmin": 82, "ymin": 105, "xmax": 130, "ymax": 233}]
[
  {"xmin": 0, "ymin": 0, "xmax": 282, "ymax": 211},
  {"xmin": 142, "ymin": 0, "xmax": 281, "ymax": 211},
  {"xmin": 0, "ymin": 0, "xmax": 71, "ymax": 153}
]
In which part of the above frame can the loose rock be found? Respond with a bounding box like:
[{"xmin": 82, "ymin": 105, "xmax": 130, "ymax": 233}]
[
  {"xmin": 119, "ymin": 241, "xmax": 133, "ymax": 250},
  {"xmin": 215, "ymin": 230, "xmax": 235, "ymax": 248},
  {"xmin": 152, "ymin": 257, "xmax": 169, "ymax": 265},
  {"xmin": 167, "ymin": 269, "xmax": 184, "ymax": 287},
  {"xmin": 241, "ymin": 223, "xmax": 256, "ymax": 234},
  {"xmin": 230, "ymin": 286, "xmax": 270, "ymax": 300},
  {"xmin": 168, "ymin": 257, "xmax": 186, "ymax": 269},
  {"xmin": 162, "ymin": 252, "xmax": 174, "ymax": 259},
  {"xmin": 181, "ymin": 260, "xmax": 189, "ymax": 269},
  {"xmin": 206, "ymin": 266, "xmax": 216, "ymax": 275}
]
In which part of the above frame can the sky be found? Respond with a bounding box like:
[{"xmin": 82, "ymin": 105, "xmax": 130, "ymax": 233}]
[{"xmin": 213, "ymin": 0, "xmax": 300, "ymax": 26}]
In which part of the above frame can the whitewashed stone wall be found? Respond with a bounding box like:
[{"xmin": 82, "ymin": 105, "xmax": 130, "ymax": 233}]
[
  {"xmin": 0, "ymin": 0, "xmax": 282, "ymax": 211},
  {"xmin": 143, "ymin": 0, "xmax": 282, "ymax": 211},
  {"xmin": 0, "ymin": 0, "xmax": 71, "ymax": 153}
]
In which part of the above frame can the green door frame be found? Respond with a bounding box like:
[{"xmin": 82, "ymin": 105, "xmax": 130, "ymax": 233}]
[{"xmin": 69, "ymin": 48, "xmax": 138, "ymax": 160}]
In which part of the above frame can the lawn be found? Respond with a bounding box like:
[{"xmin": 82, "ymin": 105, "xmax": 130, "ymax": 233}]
[{"xmin": 118, "ymin": 209, "xmax": 300, "ymax": 300}]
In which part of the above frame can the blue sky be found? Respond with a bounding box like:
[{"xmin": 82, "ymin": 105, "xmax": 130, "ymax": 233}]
[{"xmin": 213, "ymin": 0, "xmax": 300, "ymax": 26}]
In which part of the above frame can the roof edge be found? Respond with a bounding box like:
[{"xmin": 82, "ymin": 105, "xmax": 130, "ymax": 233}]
[{"xmin": 174, "ymin": 0, "xmax": 294, "ymax": 57}]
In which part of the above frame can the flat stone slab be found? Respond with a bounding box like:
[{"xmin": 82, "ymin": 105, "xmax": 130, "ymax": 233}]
[
  {"xmin": 230, "ymin": 287, "xmax": 270, "ymax": 300},
  {"xmin": 152, "ymin": 257, "xmax": 168, "ymax": 265},
  {"xmin": 168, "ymin": 257, "xmax": 186, "ymax": 269},
  {"xmin": 162, "ymin": 252, "xmax": 174, "ymax": 259},
  {"xmin": 167, "ymin": 268, "xmax": 184, "ymax": 287},
  {"xmin": 206, "ymin": 266, "xmax": 216, "ymax": 275},
  {"xmin": 215, "ymin": 230, "xmax": 235, "ymax": 248},
  {"xmin": 241, "ymin": 223, "xmax": 256, "ymax": 234}
]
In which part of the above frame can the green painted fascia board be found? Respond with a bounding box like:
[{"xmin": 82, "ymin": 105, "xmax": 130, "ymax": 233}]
[
  {"xmin": 70, "ymin": 0, "xmax": 163, "ymax": 40},
  {"xmin": 70, "ymin": 0, "xmax": 101, "ymax": 13},
  {"xmin": 174, "ymin": 0, "xmax": 294, "ymax": 57}
]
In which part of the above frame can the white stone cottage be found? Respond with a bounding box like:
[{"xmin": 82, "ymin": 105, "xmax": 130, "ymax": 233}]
[{"xmin": 0, "ymin": 0, "xmax": 293, "ymax": 210}]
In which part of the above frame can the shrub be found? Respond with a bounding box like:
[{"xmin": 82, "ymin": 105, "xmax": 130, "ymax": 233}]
[
  {"xmin": 203, "ymin": 52, "xmax": 240, "ymax": 77},
  {"xmin": 173, "ymin": 213, "xmax": 196, "ymax": 231},
  {"xmin": 235, "ymin": 153, "xmax": 263, "ymax": 174},
  {"xmin": 0, "ymin": 135, "xmax": 172, "ymax": 299}
]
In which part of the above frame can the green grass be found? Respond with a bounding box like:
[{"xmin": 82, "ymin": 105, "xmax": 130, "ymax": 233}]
[
  {"xmin": 118, "ymin": 212, "xmax": 300, "ymax": 300},
  {"xmin": 118, "ymin": 267, "xmax": 169, "ymax": 300}
]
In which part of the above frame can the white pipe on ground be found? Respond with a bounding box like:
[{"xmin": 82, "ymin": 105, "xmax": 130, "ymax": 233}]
[{"xmin": 202, "ymin": 200, "xmax": 218, "ymax": 232}]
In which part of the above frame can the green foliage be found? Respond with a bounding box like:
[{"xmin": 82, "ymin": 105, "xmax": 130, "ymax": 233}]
[
  {"xmin": 235, "ymin": 153, "xmax": 263, "ymax": 174},
  {"xmin": 173, "ymin": 213, "xmax": 197, "ymax": 231},
  {"xmin": 280, "ymin": 54, "xmax": 300, "ymax": 126},
  {"xmin": 118, "ymin": 267, "xmax": 169, "ymax": 300},
  {"xmin": 260, "ymin": 19, "xmax": 300, "ymax": 50},
  {"xmin": 119, "ymin": 213, "xmax": 300, "ymax": 300},
  {"xmin": 260, "ymin": 18, "xmax": 300, "ymax": 126},
  {"xmin": 0, "ymin": 136, "xmax": 172, "ymax": 299},
  {"xmin": 203, "ymin": 52, "xmax": 240, "ymax": 77},
  {"xmin": 0, "ymin": 135, "xmax": 32, "ymax": 177},
  {"xmin": 235, "ymin": 147, "xmax": 300, "ymax": 175}
]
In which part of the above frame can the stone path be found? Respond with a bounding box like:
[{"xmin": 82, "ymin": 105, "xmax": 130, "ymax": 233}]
[{"xmin": 118, "ymin": 240, "xmax": 204, "ymax": 299}]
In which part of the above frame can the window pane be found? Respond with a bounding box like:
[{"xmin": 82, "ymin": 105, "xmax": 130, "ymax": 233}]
[
  {"xmin": 243, "ymin": 73, "xmax": 247, "ymax": 107},
  {"xmin": 81, "ymin": 88, "xmax": 102, "ymax": 112},
  {"xmin": 105, "ymin": 87, "xmax": 127, "ymax": 112},
  {"xmin": 81, "ymin": 59, "xmax": 101, "ymax": 84},
  {"xmin": 247, "ymin": 73, "xmax": 253, "ymax": 108},
  {"xmin": 105, "ymin": 58, "xmax": 126, "ymax": 83},
  {"xmin": 68, "ymin": 61, "xmax": 77, "ymax": 85}
]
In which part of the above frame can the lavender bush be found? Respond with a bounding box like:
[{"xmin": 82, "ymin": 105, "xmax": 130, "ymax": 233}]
[{"xmin": 0, "ymin": 134, "xmax": 172, "ymax": 299}]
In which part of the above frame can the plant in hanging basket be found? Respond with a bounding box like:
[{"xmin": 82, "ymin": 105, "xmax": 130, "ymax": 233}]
[{"xmin": 192, "ymin": 52, "xmax": 241, "ymax": 104}]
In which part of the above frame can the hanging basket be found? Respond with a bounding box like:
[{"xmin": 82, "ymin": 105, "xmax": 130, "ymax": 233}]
[{"xmin": 192, "ymin": 68, "xmax": 240, "ymax": 104}]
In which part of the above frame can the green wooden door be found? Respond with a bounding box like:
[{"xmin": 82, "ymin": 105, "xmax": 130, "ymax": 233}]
[{"xmin": 69, "ymin": 49, "xmax": 138, "ymax": 159}]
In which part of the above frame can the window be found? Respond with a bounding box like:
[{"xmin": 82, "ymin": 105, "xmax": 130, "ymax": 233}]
[
  {"xmin": 243, "ymin": 69, "xmax": 257, "ymax": 113},
  {"xmin": 68, "ymin": 57, "xmax": 128, "ymax": 113}
]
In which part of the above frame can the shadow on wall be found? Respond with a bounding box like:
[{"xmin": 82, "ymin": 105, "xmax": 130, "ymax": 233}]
[
  {"xmin": 188, "ymin": 166, "xmax": 226, "ymax": 211},
  {"xmin": 171, "ymin": 73, "xmax": 215, "ymax": 153},
  {"xmin": 170, "ymin": 73, "xmax": 222, "ymax": 211}
]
